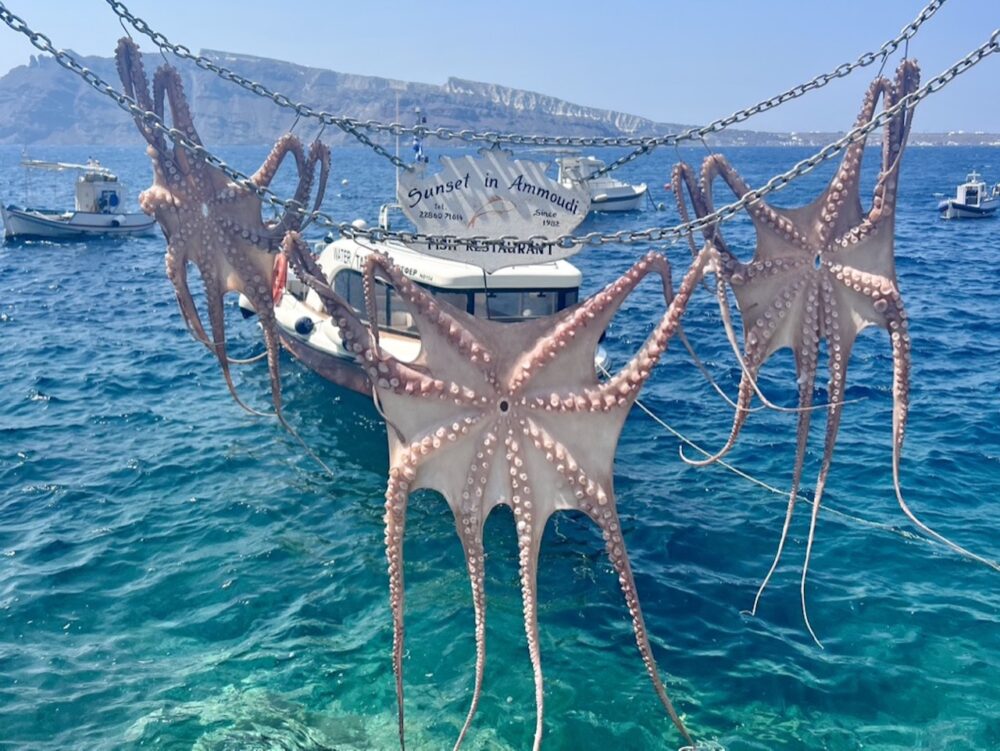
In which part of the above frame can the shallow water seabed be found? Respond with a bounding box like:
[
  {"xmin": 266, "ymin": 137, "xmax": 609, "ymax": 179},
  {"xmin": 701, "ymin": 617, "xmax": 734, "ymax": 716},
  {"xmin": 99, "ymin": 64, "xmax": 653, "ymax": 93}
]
[{"xmin": 0, "ymin": 144, "xmax": 998, "ymax": 750}]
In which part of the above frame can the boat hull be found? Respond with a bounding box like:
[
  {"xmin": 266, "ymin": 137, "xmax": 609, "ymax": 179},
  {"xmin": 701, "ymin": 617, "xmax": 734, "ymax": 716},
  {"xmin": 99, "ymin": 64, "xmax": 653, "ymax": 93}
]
[
  {"xmin": 280, "ymin": 332, "xmax": 372, "ymax": 395},
  {"xmin": 937, "ymin": 199, "xmax": 998, "ymax": 219},
  {"xmin": 1, "ymin": 205, "xmax": 157, "ymax": 240},
  {"xmin": 590, "ymin": 184, "xmax": 647, "ymax": 213}
]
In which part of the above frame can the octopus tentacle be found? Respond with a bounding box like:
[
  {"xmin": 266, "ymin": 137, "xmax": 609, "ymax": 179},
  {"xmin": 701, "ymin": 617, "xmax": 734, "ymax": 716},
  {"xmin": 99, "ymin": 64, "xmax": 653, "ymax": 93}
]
[
  {"xmin": 383, "ymin": 415, "xmax": 489, "ymax": 750},
  {"xmin": 673, "ymin": 325, "xmax": 753, "ymax": 412},
  {"xmin": 114, "ymin": 38, "xmax": 165, "ymax": 154},
  {"xmin": 452, "ymin": 430, "xmax": 498, "ymax": 751},
  {"xmin": 591, "ymin": 502, "xmax": 692, "ymax": 747},
  {"xmin": 597, "ymin": 246, "xmax": 710, "ymax": 405},
  {"xmin": 364, "ymin": 253, "xmax": 494, "ymax": 377},
  {"xmin": 165, "ymin": 253, "xmax": 211, "ymax": 346},
  {"xmin": 384, "ymin": 457, "xmax": 413, "ymax": 751},
  {"xmin": 750, "ymin": 280, "xmax": 820, "ymax": 616},
  {"xmin": 859, "ymin": 287, "xmax": 1000, "ymax": 572},
  {"xmin": 199, "ymin": 268, "xmax": 269, "ymax": 417},
  {"xmin": 284, "ymin": 234, "xmax": 469, "ymax": 405},
  {"xmin": 252, "ymin": 133, "xmax": 306, "ymax": 189},
  {"xmin": 701, "ymin": 154, "xmax": 808, "ymax": 253},
  {"xmin": 521, "ymin": 416, "xmax": 694, "ymax": 745},
  {"xmin": 796, "ymin": 275, "xmax": 855, "ymax": 647},
  {"xmin": 281, "ymin": 231, "xmax": 372, "ymax": 351},
  {"xmin": 505, "ymin": 431, "xmax": 546, "ymax": 751},
  {"xmin": 671, "ymin": 161, "xmax": 718, "ymax": 257},
  {"xmin": 869, "ymin": 63, "xmax": 918, "ymax": 228},
  {"xmin": 512, "ymin": 250, "xmax": 674, "ymax": 396},
  {"xmin": 297, "ymin": 140, "xmax": 332, "ymax": 232},
  {"xmin": 818, "ymin": 76, "xmax": 893, "ymax": 245},
  {"xmin": 151, "ymin": 67, "xmax": 197, "ymax": 179},
  {"xmin": 681, "ymin": 271, "xmax": 813, "ymax": 467}
]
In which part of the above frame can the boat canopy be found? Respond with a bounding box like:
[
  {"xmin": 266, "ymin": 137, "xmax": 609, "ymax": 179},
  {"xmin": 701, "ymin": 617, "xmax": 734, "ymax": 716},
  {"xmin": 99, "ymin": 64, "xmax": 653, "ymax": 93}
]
[
  {"xmin": 20, "ymin": 158, "xmax": 115, "ymax": 178},
  {"xmin": 557, "ymin": 155, "xmax": 607, "ymax": 182},
  {"xmin": 325, "ymin": 236, "xmax": 582, "ymax": 290}
]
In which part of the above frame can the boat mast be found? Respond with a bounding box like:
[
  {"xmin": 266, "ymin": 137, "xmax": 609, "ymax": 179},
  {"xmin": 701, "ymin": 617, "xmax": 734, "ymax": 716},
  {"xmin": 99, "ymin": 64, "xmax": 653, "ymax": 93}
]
[{"xmin": 394, "ymin": 93, "xmax": 400, "ymax": 199}]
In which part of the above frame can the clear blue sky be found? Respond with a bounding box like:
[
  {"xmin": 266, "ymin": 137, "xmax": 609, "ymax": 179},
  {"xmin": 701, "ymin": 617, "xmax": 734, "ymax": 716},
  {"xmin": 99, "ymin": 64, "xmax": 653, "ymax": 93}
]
[{"xmin": 0, "ymin": 0, "xmax": 996, "ymax": 132}]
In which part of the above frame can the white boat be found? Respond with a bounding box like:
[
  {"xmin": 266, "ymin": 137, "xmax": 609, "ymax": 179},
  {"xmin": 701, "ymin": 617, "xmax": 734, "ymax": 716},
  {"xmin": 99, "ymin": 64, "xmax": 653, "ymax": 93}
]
[
  {"xmin": 1, "ymin": 158, "xmax": 156, "ymax": 240},
  {"xmin": 937, "ymin": 171, "xmax": 999, "ymax": 220},
  {"xmin": 241, "ymin": 217, "xmax": 609, "ymax": 395},
  {"xmin": 556, "ymin": 155, "xmax": 647, "ymax": 213}
]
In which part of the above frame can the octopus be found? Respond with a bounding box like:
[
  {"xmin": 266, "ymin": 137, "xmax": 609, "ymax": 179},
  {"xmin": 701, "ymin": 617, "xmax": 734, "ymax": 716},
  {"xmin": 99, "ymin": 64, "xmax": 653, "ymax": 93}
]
[
  {"xmin": 669, "ymin": 58, "xmax": 999, "ymax": 645},
  {"xmin": 115, "ymin": 36, "xmax": 710, "ymax": 748},
  {"xmin": 112, "ymin": 34, "xmax": 998, "ymax": 751},
  {"xmin": 281, "ymin": 231, "xmax": 713, "ymax": 749},
  {"xmin": 115, "ymin": 37, "xmax": 330, "ymax": 431}
]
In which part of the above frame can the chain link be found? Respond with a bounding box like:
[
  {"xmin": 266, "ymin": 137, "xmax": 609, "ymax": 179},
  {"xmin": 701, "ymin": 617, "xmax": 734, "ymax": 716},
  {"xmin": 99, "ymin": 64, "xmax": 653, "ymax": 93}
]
[
  {"xmin": 0, "ymin": 3, "xmax": 995, "ymax": 252},
  {"xmin": 104, "ymin": 0, "xmax": 946, "ymax": 179}
]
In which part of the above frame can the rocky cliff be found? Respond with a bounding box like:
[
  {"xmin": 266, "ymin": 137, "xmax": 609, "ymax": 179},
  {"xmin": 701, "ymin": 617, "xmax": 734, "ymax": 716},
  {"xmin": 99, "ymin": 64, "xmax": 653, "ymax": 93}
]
[
  {"xmin": 0, "ymin": 49, "xmax": 770, "ymax": 146},
  {"xmin": 2, "ymin": 50, "xmax": 996, "ymax": 148}
]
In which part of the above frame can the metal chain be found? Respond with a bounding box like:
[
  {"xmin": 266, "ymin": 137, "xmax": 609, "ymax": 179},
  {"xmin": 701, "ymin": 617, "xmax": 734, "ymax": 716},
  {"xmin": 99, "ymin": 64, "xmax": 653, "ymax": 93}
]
[
  {"xmin": 105, "ymin": 0, "xmax": 412, "ymax": 171},
  {"xmin": 104, "ymin": 0, "xmax": 945, "ymax": 179},
  {"xmin": 586, "ymin": 0, "xmax": 949, "ymax": 178},
  {"xmin": 0, "ymin": 3, "xmax": 995, "ymax": 250}
]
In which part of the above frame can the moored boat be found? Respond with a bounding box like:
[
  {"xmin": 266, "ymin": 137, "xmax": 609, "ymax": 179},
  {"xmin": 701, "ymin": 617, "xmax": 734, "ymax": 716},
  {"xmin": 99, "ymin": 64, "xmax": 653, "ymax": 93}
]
[
  {"xmin": 1, "ymin": 158, "xmax": 155, "ymax": 241},
  {"xmin": 241, "ymin": 220, "xmax": 609, "ymax": 394},
  {"xmin": 937, "ymin": 171, "xmax": 999, "ymax": 220},
  {"xmin": 556, "ymin": 155, "xmax": 647, "ymax": 213}
]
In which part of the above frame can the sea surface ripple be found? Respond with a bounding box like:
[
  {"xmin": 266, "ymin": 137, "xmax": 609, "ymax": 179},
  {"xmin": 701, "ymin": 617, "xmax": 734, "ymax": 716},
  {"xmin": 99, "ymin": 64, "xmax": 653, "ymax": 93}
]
[{"xmin": 1, "ymin": 143, "xmax": 998, "ymax": 750}]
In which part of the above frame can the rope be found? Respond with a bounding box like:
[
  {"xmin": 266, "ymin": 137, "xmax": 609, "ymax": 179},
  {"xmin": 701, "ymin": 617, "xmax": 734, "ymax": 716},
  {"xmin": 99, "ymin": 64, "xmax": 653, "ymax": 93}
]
[{"xmin": 627, "ymin": 386, "xmax": 937, "ymax": 545}]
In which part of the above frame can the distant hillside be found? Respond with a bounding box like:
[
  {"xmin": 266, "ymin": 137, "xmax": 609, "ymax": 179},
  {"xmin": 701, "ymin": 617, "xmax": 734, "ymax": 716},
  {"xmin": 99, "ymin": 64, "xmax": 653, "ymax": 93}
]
[
  {"xmin": 0, "ymin": 50, "xmax": 997, "ymax": 147},
  {"xmin": 0, "ymin": 49, "xmax": 776, "ymax": 147}
]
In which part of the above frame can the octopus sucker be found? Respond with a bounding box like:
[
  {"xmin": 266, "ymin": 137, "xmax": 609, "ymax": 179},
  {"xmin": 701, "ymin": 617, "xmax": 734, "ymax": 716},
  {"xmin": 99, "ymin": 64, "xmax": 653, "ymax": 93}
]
[
  {"xmin": 669, "ymin": 59, "xmax": 999, "ymax": 642},
  {"xmin": 111, "ymin": 24, "xmax": 998, "ymax": 746},
  {"xmin": 114, "ymin": 38, "xmax": 329, "ymax": 430},
  {"xmin": 348, "ymin": 249, "xmax": 703, "ymax": 747}
]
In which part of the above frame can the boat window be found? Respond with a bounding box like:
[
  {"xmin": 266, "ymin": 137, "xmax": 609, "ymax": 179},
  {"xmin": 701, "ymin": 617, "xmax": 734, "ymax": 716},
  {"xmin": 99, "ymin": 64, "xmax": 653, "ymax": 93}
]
[
  {"xmin": 433, "ymin": 290, "xmax": 471, "ymax": 313},
  {"xmin": 332, "ymin": 271, "xmax": 579, "ymax": 327},
  {"xmin": 472, "ymin": 290, "xmax": 560, "ymax": 321},
  {"xmin": 331, "ymin": 269, "xmax": 418, "ymax": 335}
]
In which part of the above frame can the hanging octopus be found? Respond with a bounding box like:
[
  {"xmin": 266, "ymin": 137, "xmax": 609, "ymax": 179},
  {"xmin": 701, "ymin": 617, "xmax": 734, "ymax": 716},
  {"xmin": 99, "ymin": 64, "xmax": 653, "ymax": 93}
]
[
  {"xmin": 281, "ymin": 231, "xmax": 722, "ymax": 750},
  {"xmin": 113, "ymin": 29, "xmax": 999, "ymax": 751},
  {"xmin": 115, "ymin": 37, "xmax": 330, "ymax": 425},
  {"xmin": 670, "ymin": 58, "xmax": 999, "ymax": 645}
]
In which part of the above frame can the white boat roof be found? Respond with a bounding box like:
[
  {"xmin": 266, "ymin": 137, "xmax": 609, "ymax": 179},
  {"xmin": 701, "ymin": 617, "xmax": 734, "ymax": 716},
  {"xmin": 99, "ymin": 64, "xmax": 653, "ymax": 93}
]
[
  {"xmin": 322, "ymin": 235, "xmax": 582, "ymax": 290},
  {"xmin": 21, "ymin": 158, "xmax": 114, "ymax": 177}
]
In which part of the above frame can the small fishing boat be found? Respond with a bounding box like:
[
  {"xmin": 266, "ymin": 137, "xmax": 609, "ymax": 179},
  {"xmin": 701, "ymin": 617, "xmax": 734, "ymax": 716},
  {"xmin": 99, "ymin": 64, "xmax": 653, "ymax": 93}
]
[
  {"xmin": 1, "ymin": 158, "xmax": 155, "ymax": 240},
  {"xmin": 240, "ymin": 219, "xmax": 608, "ymax": 394},
  {"xmin": 556, "ymin": 155, "xmax": 647, "ymax": 213},
  {"xmin": 937, "ymin": 171, "xmax": 999, "ymax": 220}
]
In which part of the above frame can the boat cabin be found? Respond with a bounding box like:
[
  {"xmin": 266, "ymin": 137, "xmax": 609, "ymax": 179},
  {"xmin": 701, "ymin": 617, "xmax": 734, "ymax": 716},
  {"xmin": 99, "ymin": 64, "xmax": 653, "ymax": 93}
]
[
  {"xmin": 303, "ymin": 235, "xmax": 583, "ymax": 339},
  {"xmin": 556, "ymin": 155, "xmax": 607, "ymax": 184},
  {"xmin": 955, "ymin": 171, "xmax": 987, "ymax": 207},
  {"xmin": 74, "ymin": 161, "xmax": 125, "ymax": 214},
  {"xmin": 938, "ymin": 170, "xmax": 1000, "ymax": 220}
]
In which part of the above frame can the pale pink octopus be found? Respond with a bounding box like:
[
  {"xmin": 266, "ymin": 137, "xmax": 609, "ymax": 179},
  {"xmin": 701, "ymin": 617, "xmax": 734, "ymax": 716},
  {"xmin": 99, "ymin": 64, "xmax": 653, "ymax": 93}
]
[
  {"xmin": 671, "ymin": 59, "xmax": 999, "ymax": 644},
  {"xmin": 281, "ymin": 231, "xmax": 721, "ymax": 749},
  {"xmin": 115, "ymin": 37, "xmax": 330, "ymax": 426}
]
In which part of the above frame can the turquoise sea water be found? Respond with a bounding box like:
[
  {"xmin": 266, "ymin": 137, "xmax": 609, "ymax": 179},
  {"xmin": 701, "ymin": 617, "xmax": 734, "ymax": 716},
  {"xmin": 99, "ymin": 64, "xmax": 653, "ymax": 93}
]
[{"xmin": 1, "ymin": 141, "xmax": 998, "ymax": 751}]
